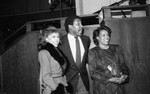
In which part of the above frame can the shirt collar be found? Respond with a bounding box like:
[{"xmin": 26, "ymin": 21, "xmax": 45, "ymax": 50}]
[{"xmin": 68, "ymin": 33, "xmax": 76, "ymax": 40}]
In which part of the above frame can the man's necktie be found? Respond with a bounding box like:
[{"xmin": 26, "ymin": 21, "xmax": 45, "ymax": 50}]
[{"xmin": 75, "ymin": 37, "xmax": 81, "ymax": 66}]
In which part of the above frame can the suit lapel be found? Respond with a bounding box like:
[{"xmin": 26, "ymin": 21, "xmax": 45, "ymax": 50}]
[
  {"xmin": 80, "ymin": 36, "xmax": 87, "ymax": 63},
  {"xmin": 62, "ymin": 35, "xmax": 88, "ymax": 69},
  {"xmin": 64, "ymin": 36, "xmax": 76, "ymax": 64}
]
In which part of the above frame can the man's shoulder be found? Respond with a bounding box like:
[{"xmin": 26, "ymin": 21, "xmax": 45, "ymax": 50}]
[
  {"xmin": 60, "ymin": 34, "xmax": 67, "ymax": 40},
  {"xmin": 61, "ymin": 34, "xmax": 67, "ymax": 38},
  {"xmin": 81, "ymin": 35, "xmax": 90, "ymax": 40},
  {"xmin": 82, "ymin": 35, "xmax": 89, "ymax": 38}
]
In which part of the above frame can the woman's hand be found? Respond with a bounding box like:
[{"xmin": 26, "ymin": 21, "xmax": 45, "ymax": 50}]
[
  {"xmin": 108, "ymin": 74, "xmax": 128, "ymax": 84},
  {"xmin": 119, "ymin": 74, "xmax": 128, "ymax": 83},
  {"xmin": 108, "ymin": 77, "xmax": 120, "ymax": 83}
]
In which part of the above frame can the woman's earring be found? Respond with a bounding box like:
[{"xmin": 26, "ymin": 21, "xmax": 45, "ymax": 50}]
[
  {"xmin": 46, "ymin": 38, "xmax": 48, "ymax": 42},
  {"xmin": 96, "ymin": 37, "xmax": 99, "ymax": 40}
]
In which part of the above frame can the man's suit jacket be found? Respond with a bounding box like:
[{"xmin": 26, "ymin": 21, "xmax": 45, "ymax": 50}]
[{"xmin": 59, "ymin": 34, "xmax": 91, "ymax": 92}]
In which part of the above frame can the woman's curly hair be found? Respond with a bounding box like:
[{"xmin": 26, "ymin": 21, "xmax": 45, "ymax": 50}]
[{"xmin": 93, "ymin": 25, "xmax": 112, "ymax": 45}]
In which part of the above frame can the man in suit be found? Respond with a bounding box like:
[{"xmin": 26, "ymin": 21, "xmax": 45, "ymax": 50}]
[{"xmin": 59, "ymin": 15, "xmax": 91, "ymax": 94}]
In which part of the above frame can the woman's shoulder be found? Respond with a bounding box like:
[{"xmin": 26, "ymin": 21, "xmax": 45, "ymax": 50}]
[
  {"xmin": 109, "ymin": 44, "xmax": 125, "ymax": 54},
  {"xmin": 89, "ymin": 46, "xmax": 99, "ymax": 56},
  {"xmin": 38, "ymin": 50, "xmax": 52, "ymax": 58},
  {"xmin": 39, "ymin": 49, "xmax": 49, "ymax": 54},
  {"xmin": 109, "ymin": 44, "xmax": 120, "ymax": 50},
  {"xmin": 90, "ymin": 46, "xmax": 100, "ymax": 51},
  {"xmin": 109, "ymin": 44, "xmax": 119, "ymax": 47}
]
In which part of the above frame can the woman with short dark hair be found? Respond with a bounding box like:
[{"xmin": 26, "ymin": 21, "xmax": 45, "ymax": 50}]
[{"xmin": 88, "ymin": 25, "xmax": 129, "ymax": 94}]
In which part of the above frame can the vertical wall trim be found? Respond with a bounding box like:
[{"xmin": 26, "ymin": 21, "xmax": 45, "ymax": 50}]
[
  {"xmin": 75, "ymin": 0, "xmax": 84, "ymax": 15},
  {"xmin": 0, "ymin": 56, "xmax": 4, "ymax": 92}
]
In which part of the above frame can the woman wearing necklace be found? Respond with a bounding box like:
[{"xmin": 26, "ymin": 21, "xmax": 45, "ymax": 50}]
[
  {"xmin": 88, "ymin": 25, "xmax": 129, "ymax": 94},
  {"xmin": 38, "ymin": 26, "xmax": 68, "ymax": 94}
]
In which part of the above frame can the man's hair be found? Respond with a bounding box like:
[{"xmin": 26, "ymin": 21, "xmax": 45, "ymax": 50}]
[{"xmin": 64, "ymin": 15, "xmax": 81, "ymax": 33}]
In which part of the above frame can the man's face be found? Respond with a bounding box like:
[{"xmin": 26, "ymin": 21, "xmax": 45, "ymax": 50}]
[{"xmin": 69, "ymin": 18, "xmax": 83, "ymax": 36}]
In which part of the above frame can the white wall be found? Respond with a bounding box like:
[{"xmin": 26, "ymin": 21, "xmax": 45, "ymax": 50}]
[
  {"xmin": 76, "ymin": 0, "xmax": 121, "ymax": 15},
  {"xmin": 147, "ymin": 0, "xmax": 150, "ymax": 4},
  {"xmin": 76, "ymin": 0, "xmax": 150, "ymax": 15}
]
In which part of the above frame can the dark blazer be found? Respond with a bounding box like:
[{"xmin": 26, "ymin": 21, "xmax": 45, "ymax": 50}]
[{"xmin": 59, "ymin": 34, "xmax": 91, "ymax": 93}]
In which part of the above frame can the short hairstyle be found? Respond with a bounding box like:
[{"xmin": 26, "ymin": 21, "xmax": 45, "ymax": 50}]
[
  {"xmin": 38, "ymin": 26, "xmax": 58, "ymax": 50},
  {"xmin": 64, "ymin": 15, "xmax": 81, "ymax": 33},
  {"xmin": 42, "ymin": 27, "xmax": 58, "ymax": 38},
  {"xmin": 93, "ymin": 25, "xmax": 112, "ymax": 45}
]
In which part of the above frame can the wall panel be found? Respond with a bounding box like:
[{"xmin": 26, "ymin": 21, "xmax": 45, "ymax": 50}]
[
  {"xmin": 105, "ymin": 17, "xmax": 150, "ymax": 94},
  {"xmin": 2, "ymin": 32, "xmax": 40, "ymax": 94}
]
